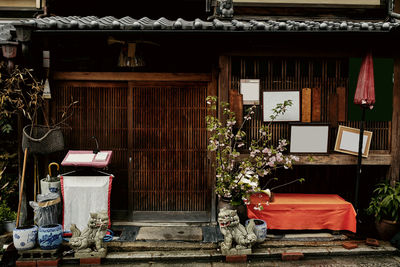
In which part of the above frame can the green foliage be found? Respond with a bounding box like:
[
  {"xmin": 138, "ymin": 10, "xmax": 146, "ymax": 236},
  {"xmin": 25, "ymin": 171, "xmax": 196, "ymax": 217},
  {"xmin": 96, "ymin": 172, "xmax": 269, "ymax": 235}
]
[
  {"xmin": 366, "ymin": 182, "xmax": 400, "ymax": 222},
  {"xmin": 0, "ymin": 200, "xmax": 16, "ymax": 222},
  {"xmin": 206, "ymin": 96, "xmax": 302, "ymax": 207}
]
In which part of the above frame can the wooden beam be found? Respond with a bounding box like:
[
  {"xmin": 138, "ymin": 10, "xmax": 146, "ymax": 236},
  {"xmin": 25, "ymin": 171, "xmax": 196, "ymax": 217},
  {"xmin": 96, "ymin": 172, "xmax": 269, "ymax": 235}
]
[
  {"xmin": 238, "ymin": 153, "xmax": 391, "ymax": 165},
  {"xmin": 389, "ymin": 57, "xmax": 400, "ymax": 183},
  {"xmin": 53, "ymin": 72, "xmax": 212, "ymax": 82}
]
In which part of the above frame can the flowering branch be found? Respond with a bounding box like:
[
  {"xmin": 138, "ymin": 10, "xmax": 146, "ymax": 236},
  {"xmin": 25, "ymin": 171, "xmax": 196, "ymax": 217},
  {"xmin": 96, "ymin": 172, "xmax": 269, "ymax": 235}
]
[{"xmin": 206, "ymin": 95, "xmax": 301, "ymax": 207}]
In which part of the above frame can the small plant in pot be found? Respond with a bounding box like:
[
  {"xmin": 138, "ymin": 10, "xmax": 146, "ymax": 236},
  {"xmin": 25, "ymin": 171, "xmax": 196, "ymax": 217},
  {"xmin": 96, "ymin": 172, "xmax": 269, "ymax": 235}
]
[
  {"xmin": 0, "ymin": 200, "xmax": 17, "ymax": 233},
  {"xmin": 366, "ymin": 181, "xmax": 400, "ymax": 240}
]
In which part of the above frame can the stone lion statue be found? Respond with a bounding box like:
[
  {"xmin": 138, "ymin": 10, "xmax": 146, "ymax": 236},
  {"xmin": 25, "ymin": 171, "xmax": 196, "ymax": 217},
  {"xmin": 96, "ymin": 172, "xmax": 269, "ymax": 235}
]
[
  {"xmin": 215, "ymin": 0, "xmax": 233, "ymax": 18},
  {"xmin": 69, "ymin": 211, "xmax": 109, "ymax": 255},
  {"xmin": 218, "ymin": 208, "xmax": 257, "ymax": 255}
]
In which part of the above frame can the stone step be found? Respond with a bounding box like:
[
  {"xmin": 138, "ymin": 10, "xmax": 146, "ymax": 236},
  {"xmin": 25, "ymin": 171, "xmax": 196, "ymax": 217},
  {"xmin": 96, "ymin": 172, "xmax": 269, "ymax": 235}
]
[
  {"xmin": 107, "ymin": 241, "xmax": 217, "ymax": 252},
  {"xmin": 103, "ymin": 243, "xmax": 397, "ymax": 263}
]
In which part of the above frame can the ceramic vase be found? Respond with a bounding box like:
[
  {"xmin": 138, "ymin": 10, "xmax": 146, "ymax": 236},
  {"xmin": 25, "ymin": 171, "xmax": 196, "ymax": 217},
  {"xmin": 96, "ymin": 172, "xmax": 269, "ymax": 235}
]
[
  {"xmin": 375, "ymin": 219, "xmax": 400, "ymax": 241},
  {"xmin": 40, "ymin": 179, "xmax": 61, "ymax": 194},
  {"xmin": 13, "ymin": 225, "xmax": 38, "ymax": 250},
  {"xmin": 38, "ymin": 224, "xmax": 62, "ymax": 250},
  {"xmin": 246, "ymin": 219, "xmax": 267, "ymax": 242},
  {"xmin": 3, "ymin": 220, "xmax": 16, "ymax": 233}
]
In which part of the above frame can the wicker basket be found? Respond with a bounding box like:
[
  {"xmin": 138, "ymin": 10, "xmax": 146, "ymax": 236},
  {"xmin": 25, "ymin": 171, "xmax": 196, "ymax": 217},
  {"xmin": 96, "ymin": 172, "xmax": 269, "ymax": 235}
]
[{"xmin": 22, "ymin": 125, "xmax": 64, "ymax": 154}]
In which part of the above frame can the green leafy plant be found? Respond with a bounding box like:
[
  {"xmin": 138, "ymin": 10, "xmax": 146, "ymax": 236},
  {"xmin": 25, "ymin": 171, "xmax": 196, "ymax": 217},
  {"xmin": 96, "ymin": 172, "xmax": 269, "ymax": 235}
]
[
  {"xmin": 366, "ymin": 181, "xmax": 400, "ymax": 222},
  {"xmin": 0, "ymin": 200, "xmax": 16, "ymax": 222},
  {"xmin": 206, "ymin": 96, "xmax": 303, "ymax": 209}
]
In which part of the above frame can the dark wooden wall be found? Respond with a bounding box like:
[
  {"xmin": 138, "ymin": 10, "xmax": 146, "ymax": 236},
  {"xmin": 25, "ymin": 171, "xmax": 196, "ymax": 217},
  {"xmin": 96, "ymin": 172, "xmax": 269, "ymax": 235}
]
[{"xmin": 231, "ymin": 57, "xmax": 390, "ymax": 152}]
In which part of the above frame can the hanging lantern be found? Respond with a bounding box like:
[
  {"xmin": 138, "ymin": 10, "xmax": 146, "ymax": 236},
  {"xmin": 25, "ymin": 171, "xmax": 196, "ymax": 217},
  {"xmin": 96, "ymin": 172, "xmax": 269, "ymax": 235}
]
[{"xmin": 1, "ymin": 41, "xmax": 18, "ymax": 72}]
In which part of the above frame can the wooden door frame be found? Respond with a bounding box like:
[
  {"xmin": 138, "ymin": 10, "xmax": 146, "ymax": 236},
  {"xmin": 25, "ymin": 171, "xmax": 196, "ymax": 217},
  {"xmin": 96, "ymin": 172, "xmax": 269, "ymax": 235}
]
[{"xmin": 53, "ymin": 72, "xmax": 217, "ymax": 222}]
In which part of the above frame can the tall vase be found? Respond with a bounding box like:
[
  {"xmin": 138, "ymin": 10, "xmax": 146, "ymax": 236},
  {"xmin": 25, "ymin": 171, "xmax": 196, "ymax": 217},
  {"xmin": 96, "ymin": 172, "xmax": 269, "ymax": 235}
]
[
  {"xmin": 217, "ymin": 197, "xmax": 248, "ymax": 225},
  {"xmin": 13, "ymin": 225, "xmax": 38, "ymax": 250}
]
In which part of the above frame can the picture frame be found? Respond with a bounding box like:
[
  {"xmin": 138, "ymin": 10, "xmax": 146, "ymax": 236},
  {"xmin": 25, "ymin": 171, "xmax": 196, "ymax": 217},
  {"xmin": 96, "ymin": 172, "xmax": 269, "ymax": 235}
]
[
  {"xmin": 263, "ymin": 91, "xmax": 300, "ymax": 122},
  {"xmin": 289, "ymin": 123, "xmax": 329, "ymax": 154},
  {"xmin": 240, "ymin": 79, "xmax": 260, "ymax": 105},
  {"xmin": 334, "ymin": 125, "xmax": 373, "ymax": 158}
]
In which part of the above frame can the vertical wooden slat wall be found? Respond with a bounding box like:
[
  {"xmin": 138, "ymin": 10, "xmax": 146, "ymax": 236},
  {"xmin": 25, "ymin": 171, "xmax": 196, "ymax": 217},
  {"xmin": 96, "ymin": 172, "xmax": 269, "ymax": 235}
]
[
  {"xmin": 53, "ymin": 81, "xmax": 129, "ymax": 210},
  {"xmin": 231, "ymin": 57, "xmax": 390, "ymax": 152},
  {"xmin": 131, "ymin": 83, "xmax": 209, "ymax": 212}
]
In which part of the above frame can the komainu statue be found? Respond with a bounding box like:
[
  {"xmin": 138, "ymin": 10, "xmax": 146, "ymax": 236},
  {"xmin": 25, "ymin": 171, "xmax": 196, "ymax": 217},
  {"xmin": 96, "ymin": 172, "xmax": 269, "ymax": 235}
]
[
  {"xmin": 218, "ymin": 208, "xmax": 257, "ymax": 255},
  {"xmin": 69, "ymin": 211, "xmax": 109, "ymax": 257},
  {"xmin": 215, "ymin": 0, "xmax": 233, "ymax": 18}
]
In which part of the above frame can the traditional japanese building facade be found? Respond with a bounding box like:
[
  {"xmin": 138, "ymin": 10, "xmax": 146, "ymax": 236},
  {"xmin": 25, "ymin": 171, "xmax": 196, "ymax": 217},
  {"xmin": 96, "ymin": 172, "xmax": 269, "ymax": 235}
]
[{"xmin": 3, "ymin": 0, "xmax": 400, "ymax": 223}]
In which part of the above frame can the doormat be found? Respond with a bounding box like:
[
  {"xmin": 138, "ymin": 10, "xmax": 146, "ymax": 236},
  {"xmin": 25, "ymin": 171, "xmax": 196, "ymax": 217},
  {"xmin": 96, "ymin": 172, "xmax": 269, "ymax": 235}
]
[
  {"xmin": 136, "ymin": 226, "xmax": 202, "ymax": 241},
  {"xmin": 202, "ymin": 226, "xmax": 224, "ymax": 243},
  {"xmin": 111, "ymin": 226, "xmax": 140, "ymax": 242}
]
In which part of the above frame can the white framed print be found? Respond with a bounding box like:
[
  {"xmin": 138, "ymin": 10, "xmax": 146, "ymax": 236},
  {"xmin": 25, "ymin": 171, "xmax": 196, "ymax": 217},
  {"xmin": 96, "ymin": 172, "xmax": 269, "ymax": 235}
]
[
  {"xmin": 263, "ymin": 91, "xmax": 300, "ymax": 122},
  {"xmin": 240, "ymin": 79, "xmax": 260, "ymax": 105},
  {"xmin": 290, "ymin": 124, "xmax": 329, "ymax": 153},
  {"xmin": 334, "ymin": 125, "xmax": 373, "ymax": 158}
]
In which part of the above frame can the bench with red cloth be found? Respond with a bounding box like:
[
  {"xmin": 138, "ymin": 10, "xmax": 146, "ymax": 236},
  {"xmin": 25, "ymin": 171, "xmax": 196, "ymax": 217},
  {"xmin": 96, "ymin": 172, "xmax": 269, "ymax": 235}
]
[{"xmin": 247, "ymin": 193, "xmax": 357, "ymax": 233}]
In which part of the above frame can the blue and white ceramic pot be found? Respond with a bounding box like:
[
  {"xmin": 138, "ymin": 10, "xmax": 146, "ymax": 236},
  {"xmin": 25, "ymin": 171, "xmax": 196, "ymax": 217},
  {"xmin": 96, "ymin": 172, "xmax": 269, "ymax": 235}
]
[
  {"xmin": 246, "ymin": 219, "xmax": 267, "ymax": 242},
  {"xmin": 13, "ymin": 225, "xmax": 38, "ymax": 250},
  {"xmin": 38, "ymin": 224, "xmax": 62, "ymax": 250}
]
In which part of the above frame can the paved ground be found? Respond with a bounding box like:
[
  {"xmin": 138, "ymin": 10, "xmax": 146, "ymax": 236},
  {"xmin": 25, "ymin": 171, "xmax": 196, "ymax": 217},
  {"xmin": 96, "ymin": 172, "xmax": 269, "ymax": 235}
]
[{"xmin": 59, "ymin": 255, "xmax": 400, "ymax": 266}]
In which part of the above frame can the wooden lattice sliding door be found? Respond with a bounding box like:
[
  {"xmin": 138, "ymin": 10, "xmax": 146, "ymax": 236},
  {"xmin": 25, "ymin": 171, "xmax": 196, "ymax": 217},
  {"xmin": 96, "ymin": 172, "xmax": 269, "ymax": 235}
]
[
  {"xmin": 52, "ymin": 72, "xmax": 214, "ymax": 222},
  {"xmin": 52, "ymin": 81, "xmax": 129, "ymax": 212},
  {"xmin": 129, "ymin": 82, "xmax": 211, "ymax": 221}
]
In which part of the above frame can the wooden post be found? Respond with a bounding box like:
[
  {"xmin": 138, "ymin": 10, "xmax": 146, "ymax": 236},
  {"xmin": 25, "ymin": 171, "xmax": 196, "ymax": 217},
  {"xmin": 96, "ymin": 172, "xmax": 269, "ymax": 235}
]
[
  {"xmin": 218, "ymin": 56, "xmax": 231, "ymax": 118},
  {"xmin": 127, "ymin": 82, "xmax": 134, "ymax": 219},
  {"xmin": 208, "ymin": 67, "xmax": 218, "ymax": 223},
  {"xmin": 390, "ymin": 57, "xmax": 400, "ymax": 185}
]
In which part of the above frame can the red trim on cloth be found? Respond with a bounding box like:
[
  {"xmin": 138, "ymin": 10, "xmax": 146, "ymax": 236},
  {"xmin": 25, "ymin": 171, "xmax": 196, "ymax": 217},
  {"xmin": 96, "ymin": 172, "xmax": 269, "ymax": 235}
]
[
  {"xmin": 248, "ymin": 193, "xmax": 357, "ymax": 233},
  {"xmin": 60, "ymin": 175, "xmax": 65, "ymax": 230},
  {"xmin": 107, "ymin": 175, "xmax": 113, "ymax": 228}
]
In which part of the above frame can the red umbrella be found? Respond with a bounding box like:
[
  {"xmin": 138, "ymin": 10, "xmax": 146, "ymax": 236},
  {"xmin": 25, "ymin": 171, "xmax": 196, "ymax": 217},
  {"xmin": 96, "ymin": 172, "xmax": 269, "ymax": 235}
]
[
  {"xmin": 354, "ymin": 52, "xmax": 375, "ymax": 108},
  {"xmin": 353, "ymin": 52, "xmax": 375, "ymax": 217}
]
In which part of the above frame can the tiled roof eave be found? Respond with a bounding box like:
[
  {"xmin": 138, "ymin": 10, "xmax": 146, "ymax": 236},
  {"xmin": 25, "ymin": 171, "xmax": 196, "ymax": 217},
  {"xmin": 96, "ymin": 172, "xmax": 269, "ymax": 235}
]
[{"xmin": 13, "ymin": 16, "xmax": 400, "ymax": 33}]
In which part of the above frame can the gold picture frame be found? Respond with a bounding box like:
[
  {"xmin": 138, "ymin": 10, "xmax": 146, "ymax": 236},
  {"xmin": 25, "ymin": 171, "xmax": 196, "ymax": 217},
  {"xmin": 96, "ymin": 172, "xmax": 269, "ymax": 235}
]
[{"xmin": 334, "ymin": 125, "xmax": 373, "ymax": 158}]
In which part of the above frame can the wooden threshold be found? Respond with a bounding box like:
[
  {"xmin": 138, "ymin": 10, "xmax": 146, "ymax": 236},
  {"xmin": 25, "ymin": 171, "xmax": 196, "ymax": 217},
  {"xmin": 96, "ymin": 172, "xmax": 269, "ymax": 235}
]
[
  {"xmin": 130, "ymin": 211, "xmax": 210, "ymax": 223},
  {"xmin": 238, "ymin": 152, "xmax": 391, "ymax": 165},
  {"xmin": 53, "ymin": 72, "xmax": 212, "ymax": 82}
]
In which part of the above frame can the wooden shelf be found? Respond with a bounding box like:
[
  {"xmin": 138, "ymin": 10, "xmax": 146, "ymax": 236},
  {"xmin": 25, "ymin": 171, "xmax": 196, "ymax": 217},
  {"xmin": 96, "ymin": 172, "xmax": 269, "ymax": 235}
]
[
  {"xmin": 295, "ymin": 153, "xmax": 391, "ymax": 165},
  {"xmin": 238, "ymin": 152, "xmax": 391, "ymax": 165}
]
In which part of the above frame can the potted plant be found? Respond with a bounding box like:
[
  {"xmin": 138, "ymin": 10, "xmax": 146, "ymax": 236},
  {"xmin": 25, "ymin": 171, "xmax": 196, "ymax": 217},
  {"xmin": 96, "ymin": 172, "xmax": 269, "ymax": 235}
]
[
  {"xmin": 0, "ymin": 63, "xmax": 77, "ymax": 155},
  {"xmin": 0, "ymin": 201, "xmax": 16, "ymax": 232},
  {"xmin": 206, "ymin": 96, "xmax": 303, "ymax": 222},
  {"xmin": 366, "ymin": 181, "xmax": 400, "ymax": 240}
]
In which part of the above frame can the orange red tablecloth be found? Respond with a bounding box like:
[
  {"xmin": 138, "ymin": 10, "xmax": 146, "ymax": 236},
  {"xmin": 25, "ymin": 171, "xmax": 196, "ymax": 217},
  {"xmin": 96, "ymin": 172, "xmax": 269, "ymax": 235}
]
[{"xmin": 247, "ymin": 193, "xmax": 357, "ymax": 232}]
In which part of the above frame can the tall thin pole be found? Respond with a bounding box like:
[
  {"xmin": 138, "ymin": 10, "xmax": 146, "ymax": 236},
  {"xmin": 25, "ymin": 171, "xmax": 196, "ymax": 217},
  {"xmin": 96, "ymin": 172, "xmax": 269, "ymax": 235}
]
[{"xmin": 355, "ymin": 107, "xmax": 366, "ymax": 214}]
